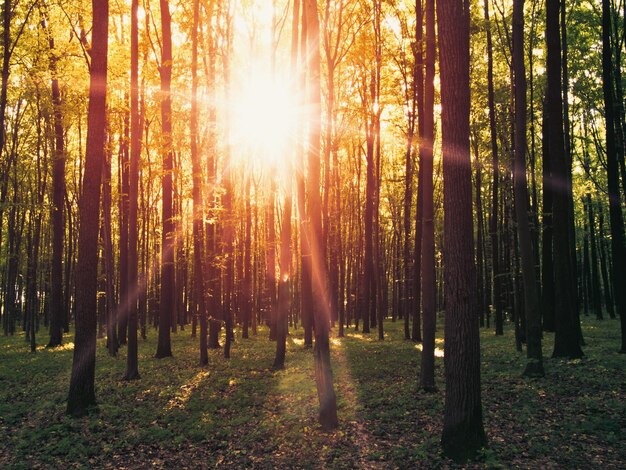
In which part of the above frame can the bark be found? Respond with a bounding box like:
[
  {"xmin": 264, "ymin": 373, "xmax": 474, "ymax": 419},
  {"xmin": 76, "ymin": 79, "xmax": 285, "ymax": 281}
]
[
  {"xmin": 412, "ymin": 0, "xmax": 425, "ymax": 340},
  {"xmin": 273, "ymin": 195, "xmax": 292, "ymax": 370},
  {"xmin": 156, "ymin": 0, "xmax": 174, "ymax": 358},
  {"xmin": 484, "ymin": 0, "xmax": 503, "ymax": 336},
  {"xmin": 438, "ymin": 0, "xmax": 487, "ymax": 459},
  {"xmin": 304, "ymin": 0, "xmax": 338, "ymax": 430},
  {"xmin": 298, "ymin": 1, "xmax": 313, "ymax": 347},
  {"xmin": 267, "ymin": 183, "xmax": 277, "ymax": 340},
  {"xmin": 124, "ymin": 0, "xmax": 141, "ymax": 380},
  {"xmin": 47, "ymin": 19, "xmax": 65, "ymax": 348},
  {"xmin": 513, "ymin": 0, "xmax": 544, "ymax": 377},
  {"xmin": 190, "ymin": 0, "xmax": 208, "ymax": 365},
  {"xmin": 118, "ymin": 109, "xmax": 129, "ymax": 346},
  {"xmin": 242, "ymin": 178, "xmax": 252, "ymax": 339},
  {"xmin": 541, "ymin": 97, "xmax": 555, "ymax": 332},
  {"xmin": 363, "ymin": 71, "xmax": 375, "ymax": 335},
  {"xmin": 602, "ymin": 0, "xmax": 626, "ymax": 352},
  {"xmin": 598, "ymin": 207, "xmax": 615, "ymax": 318},
  {"xmin": 402, "ymin": 0, "xmax": 421, "ymax": 342},
  {"xmin": 547, "ymin": 0, "xmax": 583, "ymax": 358},
  {"xmin": 102, "ymin": 147, "xmax": 118, "ymax": 356},
  {"xmin": 586, "ymin": 195, "xmax": 602, "ymax": 319},
  {"xmin": 67, "ymin": 0, "xmax": 108, "ymax": 416},
  {"xmin": 420, "ymin": 0, "xmax": 437, "ymax": 392}
]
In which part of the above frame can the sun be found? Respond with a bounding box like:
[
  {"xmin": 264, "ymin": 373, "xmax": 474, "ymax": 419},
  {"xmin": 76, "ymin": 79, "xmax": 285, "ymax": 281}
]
[{"xmin": 228, "ymin": 67, "xmax": 297, "ymax": 175}]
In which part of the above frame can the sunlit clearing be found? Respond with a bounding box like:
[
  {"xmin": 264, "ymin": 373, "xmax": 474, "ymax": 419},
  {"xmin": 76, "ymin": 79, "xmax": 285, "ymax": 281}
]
[
  {"xmin": 229, "ymin": 67, "xmax": 296, "ymax": 175},
  {"xmin": 166, "ymin": 371, "xmax": 210, "ymax": 410},
  {"xmin": 37, "ymin": 342, "xmax": 74, "ymax": 352},
  {"xmin": 331, "ymin": 337, "xmax": 342, "ymax": 346},
  {"xmin": 289, "ymin": 337, "xmax": 304, "ymax": 346},
  {"xmin": 347, "ymin": 332, "xmax": 374, "ymax": 342},
  {"xmin": 415, "ymin": 343, "xmax": 445, "ymax": 358}
]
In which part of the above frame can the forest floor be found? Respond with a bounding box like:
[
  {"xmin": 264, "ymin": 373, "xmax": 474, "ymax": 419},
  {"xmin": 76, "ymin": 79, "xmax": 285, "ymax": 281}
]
[{"xmin": 0, "ymin": 315, "xmax": 624, "ymax": 469}]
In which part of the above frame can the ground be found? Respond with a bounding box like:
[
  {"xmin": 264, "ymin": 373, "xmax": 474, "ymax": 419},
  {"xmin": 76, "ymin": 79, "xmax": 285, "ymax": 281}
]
[{"xmin": 0, "ymin": 316, "xmax": 624, "ymax": 469}]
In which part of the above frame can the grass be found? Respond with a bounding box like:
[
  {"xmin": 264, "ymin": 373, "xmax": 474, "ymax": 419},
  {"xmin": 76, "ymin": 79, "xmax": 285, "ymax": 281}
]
[{"xmin": 0, "ymin": 315, "xmax": 624, "ymax": 468}]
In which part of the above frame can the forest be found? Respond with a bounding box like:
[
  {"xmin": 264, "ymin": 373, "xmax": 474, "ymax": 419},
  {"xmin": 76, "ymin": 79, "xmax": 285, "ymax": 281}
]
[{"xmin": 0, "ymin": 0, "xmax": 625, "ymax": 467}]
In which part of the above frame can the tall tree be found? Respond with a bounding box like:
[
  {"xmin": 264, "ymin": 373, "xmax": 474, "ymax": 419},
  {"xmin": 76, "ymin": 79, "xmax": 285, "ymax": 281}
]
[
  {"xmin": 420, "ymin": 0, "xmax": 436, "ymax": 392},
  {"xmin": 274, "ymin": 0, "xmax": 299, "ymax": 370},
  {"xmin": 438, "ymin": 0, "xmax": 487, "ymax": 459},
  {"xmin": 124, "ymin": 0, "xmax": 141, "ymax": 381},
  {"xmin": 273, "ymin": 194, "xmax": 292, "ymax": 370},
  {"xmin": 546, "ymin": 0, "xmax": 583, "ymax": 358},
  {"xmin": 191, "ymin": 0, "xmax": 208, "ymax": 365},
  {"xmin": 401, "ymin": 0, "xmax": 420, "ymax": 341},
  {"xmin": 46, "ymin": 11, "xmax": 65, "ymax": 348},
  {"xmin": 602, "ymin": 0, "xmax": 626, "ymax": 353},
  {"xmin": 412, "ymin": 0, "xmax": 425, "ymax": 342},
  {"xmin": 66, "ymin": 0, "xmax": 109, "ymax": 416},
  {"xmin": 304, "ymin": 0, "xmax": 338, "ymax": 430},
  {"xmin": 298, "ymin": 0, "xmax": 313, "ymax": 348},
  {"xmin": 156, "ymin": 0, "xmax": 174, "ymax": 358},
  {"xmin": 484, "ymin": 0, "xmax": 503, "ymax": 335},
  {"xmin": 512, "ymin": 0, "xmax": 544, "ymax": 377}
]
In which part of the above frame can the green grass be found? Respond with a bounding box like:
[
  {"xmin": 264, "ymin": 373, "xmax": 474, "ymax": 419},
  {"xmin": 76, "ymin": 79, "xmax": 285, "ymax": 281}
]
[{"xmin": 0, "ymin": 316, "xmax": 624, "ymax": 468}]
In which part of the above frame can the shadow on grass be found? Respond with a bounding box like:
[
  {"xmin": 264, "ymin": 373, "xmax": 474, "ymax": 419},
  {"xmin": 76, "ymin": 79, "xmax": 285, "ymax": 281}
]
[{"xmin": 338, "ymin": 320, "xmax": 446, "ymax": 467}]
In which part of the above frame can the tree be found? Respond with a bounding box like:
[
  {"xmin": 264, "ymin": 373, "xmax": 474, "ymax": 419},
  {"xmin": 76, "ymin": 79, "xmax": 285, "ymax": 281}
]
[
  {"xmin": 191, "ymin": 0, "xmax": 207, "ymax": 365},
  {"xmin": 46, "ymin": 10, "xmax": 65, "ymax": 348},
  {"xmin": 484, "ymin": 0, "xmax": 502, "ymax": 336},
  {"xmin": 304, "ymin": 0, "xmax": 338, "ymax": 430},
  {"xmin": 601, "ymin": 0, "xmax": 626, "ymax": 353},
  {"xmin": 438, "ymin": 0, "xmax": 487, "ymax": 459},
  {"xmin": 512, "ymin": 0, "xmax": 543, "ymax": 377},
  {"xmin": 420, "ymin": 0, "xmax": 436, "ymax": 392},
  {"xmin": 546, "ymin": 0, "xmax": 583, "ymax": 359},
  {"xmin": 124, "ymin": 0, "xmax": 141, "ymax": 381},
  {"xmin": 66, "ymin": 0, "xmax": 109, "ymax": 416},
  {"xmin": 156, "ymin": 0, "xmax": 174, "ymax": 359}
]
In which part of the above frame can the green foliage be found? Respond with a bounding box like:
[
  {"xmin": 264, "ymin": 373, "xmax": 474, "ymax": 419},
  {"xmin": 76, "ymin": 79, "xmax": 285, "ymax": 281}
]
[{"xmin": 1, "ymin": 319, "xmax": 624, "ymax": 468}]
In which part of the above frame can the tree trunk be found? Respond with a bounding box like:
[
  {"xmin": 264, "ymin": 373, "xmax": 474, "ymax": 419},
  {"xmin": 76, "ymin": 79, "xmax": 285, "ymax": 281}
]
[
  {"xmin": 102, "ymin": 146, "xmax": 118, "ymax": 356},
  {"xmin": 67, "ymin": 0, "xmax": 108, "ymax": 416},
  {"xmin": 602, "ymin": 0, "xmax": 626, "ymax": 352},
  {"xmin": 512, "ymin": 0, "xmax": 544, "ymax": 377},
  {"xmin": 190, "ymin": 0, "xmax": 207, "ymax": 365},
  {"xmin": 484, "ymin": 0, "xmax": 503, "ymax": 336},
  {"xmin": 47, "ymin": 21, "xmax": 65, "ymax": 348},
  {"xmin": 438, "ymin": 0, "xmax": 487, "ymax": 459},
  {"xmin": 586, "ymin": 195, "xmax": 602, "ymax": 319},
  {"xmin": 118, "ymin": 109, "xmax": 129, "ymax": 346},
  {"xmin": 412, "ymin": 0, "xmax": 424, "ymax": 340},
  {"xmin": 273, "ymin": 195, "xmax": 292, "ymax": 370},
  {"xmin": 304, "ymin": 0, "xmax": 338, "ymax": 430},
  {"xmin": 547, "ymin": 0, "xmax": 583, "ymax": 358},
  {"xmin": 124, "ymin": 0, "xmax": 141, "ymax": 380},
  {"xmin": 156, "ymin": 0, "xmax": 173, "ymax": 358},
  {"xmin": 420, "ymin": 0, "xmax": 436, "ymax": 392},
  {"xmin": 541, "ymin": 97, "xmax": 555, "ymax": 332}
]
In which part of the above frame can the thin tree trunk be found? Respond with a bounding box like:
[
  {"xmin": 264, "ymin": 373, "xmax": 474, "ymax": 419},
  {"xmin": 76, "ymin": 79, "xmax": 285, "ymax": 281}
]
[
  {"xmin": 124, "ymin": 0, "xmax": 141, "ymax": 380},
  {"xmin": 156, "ymin": 0, "xmax": 174, "ymax": 358},
  {"xmin": 67, "ymin": 0, "xmax": 108, "ymax": 416},
  {"xmin": 513, "ymin": 0, "xmax": 544, "ymax": 377},
  {"xmin": 420, "ymin": 0, "xmax": 436, "ymax": 392},
  {"xmin": 47, "ymin": 18, "xmax": 65, "ymax": 348},
  {"xmin": 484, "ymin": 0, "xmax": 503, "ymax": 336},
  {"xmin": 304, "ymin": 0, "xmax": 338, "ymax": 430},
  {"xmin": 548, "ymin": 0, "xmax": 583, "ymax": 358},
  {"xmin": 602, "ymin": 0, "xmax": 626, "ymax": 352},
  {"xmin": 598, "ymin": 207, "xmax": 615, "ymax": 318}
]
